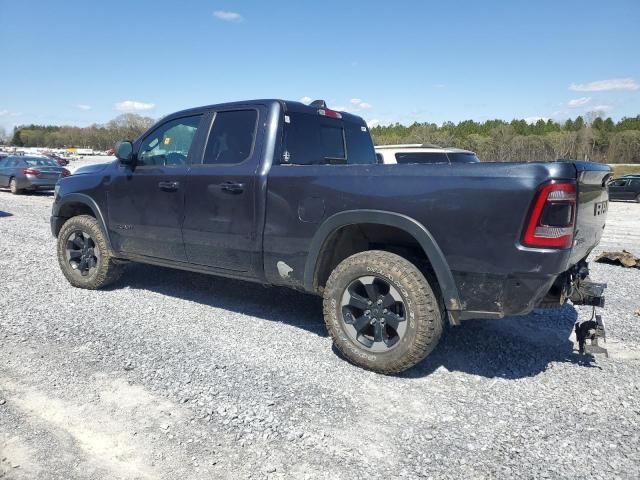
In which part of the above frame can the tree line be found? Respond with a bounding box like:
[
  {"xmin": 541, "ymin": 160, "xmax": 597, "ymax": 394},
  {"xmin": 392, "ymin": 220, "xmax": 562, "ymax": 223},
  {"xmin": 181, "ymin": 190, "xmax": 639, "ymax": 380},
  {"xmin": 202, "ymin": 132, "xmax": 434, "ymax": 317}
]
[
  {"xmin": 6, "ymin": 113, "xmax": 640, "ymax": 163},
  {"xmin": 8, "ymin": 114, "xmax": 156, "ymax": 151},
  {"xmin": 371, "ymin": 115, "xmax": 640, "ymax": 164}
]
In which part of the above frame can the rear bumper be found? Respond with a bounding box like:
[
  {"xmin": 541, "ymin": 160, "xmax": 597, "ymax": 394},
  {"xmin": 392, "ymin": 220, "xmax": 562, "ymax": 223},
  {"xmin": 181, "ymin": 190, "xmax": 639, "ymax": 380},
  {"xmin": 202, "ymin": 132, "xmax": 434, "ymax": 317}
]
[
  {"xmin": 454, "ymin": 271, "xmax": 559, "ymax": 320},
  {"xmin": 18, "ymin": 176, "xmax": 57, "ymax": 190}
]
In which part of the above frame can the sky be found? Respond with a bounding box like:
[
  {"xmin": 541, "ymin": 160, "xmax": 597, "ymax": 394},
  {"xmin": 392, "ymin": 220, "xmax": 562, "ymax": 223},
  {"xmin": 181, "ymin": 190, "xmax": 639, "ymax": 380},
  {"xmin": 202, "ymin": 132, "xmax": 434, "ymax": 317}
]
[{"xmin": 0, "ymin": 0, "xmax": 639, "ymax": 131}]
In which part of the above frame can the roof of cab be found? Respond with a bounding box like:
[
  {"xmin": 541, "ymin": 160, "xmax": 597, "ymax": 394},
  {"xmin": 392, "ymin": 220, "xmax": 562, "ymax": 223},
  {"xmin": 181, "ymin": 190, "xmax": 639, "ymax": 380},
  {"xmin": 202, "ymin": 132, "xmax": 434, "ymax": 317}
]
[{"xmin": 165, "ymin": 99, "xmax": 366, "ymax": 124}]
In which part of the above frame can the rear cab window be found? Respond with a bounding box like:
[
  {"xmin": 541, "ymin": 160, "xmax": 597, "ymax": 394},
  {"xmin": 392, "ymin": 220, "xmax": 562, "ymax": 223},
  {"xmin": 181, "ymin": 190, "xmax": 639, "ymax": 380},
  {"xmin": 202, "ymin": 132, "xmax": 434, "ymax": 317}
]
[{"xmin": 282, "ymin": 112, "xmax": 376, "ymax": 165}]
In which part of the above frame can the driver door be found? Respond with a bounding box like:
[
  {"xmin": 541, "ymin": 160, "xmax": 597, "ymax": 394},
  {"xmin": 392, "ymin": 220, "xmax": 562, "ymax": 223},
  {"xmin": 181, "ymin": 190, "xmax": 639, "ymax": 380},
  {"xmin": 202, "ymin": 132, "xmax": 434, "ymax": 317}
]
[{"xmin": 107, "ymin": 114, "xmax": 205, "ymax": 262}]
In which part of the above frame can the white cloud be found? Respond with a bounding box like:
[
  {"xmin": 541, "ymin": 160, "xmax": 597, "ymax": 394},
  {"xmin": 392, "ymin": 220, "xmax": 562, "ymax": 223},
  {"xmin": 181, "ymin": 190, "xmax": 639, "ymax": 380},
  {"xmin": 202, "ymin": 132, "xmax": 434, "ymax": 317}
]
[
  {"xmin": 567, "ymin": 97, "xmax": 591, "ymax": 108},
  {"xmin": 348, "ymin": 98, "xmax": 373, "ymax": 110},
  {"xmin": 332, "ymin": 105, "xmax": 347, "ymax": 112},
  {"xmin": 0, "ymin": 110, "xmax": 8, "ymax": 116},
  {"xmin": 591, "ymin": 105, "xmax": 612, "ymax": 113},
  {"xmin": 213, "ymin": 10, "xmax": 243, "ymax": 22},
  {"xmin": 524, "ymin": 116, "xmax": 550, "ymax": 124},
  {"xmin": 114, "ymin": 100, "xmax": 155, "ymax": 112},
  {"xmin": 75, "ymin": 104, "xmax": 91, "ymax": 111},
  {"xmin": 569, "ymin": 78, "xmax": 639, "ymax": 92},
  {"xmin": 367, "ymin": 119, "xmax": 381, "ymax": 127},
  {"xmin": 299, "ymin": 96, "xmax": 312, "ymax": 104}
]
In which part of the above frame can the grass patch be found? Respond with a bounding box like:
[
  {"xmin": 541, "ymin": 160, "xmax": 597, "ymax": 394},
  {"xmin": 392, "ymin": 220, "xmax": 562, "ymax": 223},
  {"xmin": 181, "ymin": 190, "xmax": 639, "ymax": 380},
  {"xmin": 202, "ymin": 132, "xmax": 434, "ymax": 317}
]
[{"xmin": 610, "ymin": 164, "xmax": 640, "ymax": 177}]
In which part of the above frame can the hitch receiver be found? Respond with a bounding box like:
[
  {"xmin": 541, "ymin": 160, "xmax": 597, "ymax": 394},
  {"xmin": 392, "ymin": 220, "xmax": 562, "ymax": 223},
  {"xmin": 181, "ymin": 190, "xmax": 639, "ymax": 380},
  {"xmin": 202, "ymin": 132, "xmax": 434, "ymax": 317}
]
[{"xmin": 570, "ymin": 279, "xmax": 606, "ymax": 308}]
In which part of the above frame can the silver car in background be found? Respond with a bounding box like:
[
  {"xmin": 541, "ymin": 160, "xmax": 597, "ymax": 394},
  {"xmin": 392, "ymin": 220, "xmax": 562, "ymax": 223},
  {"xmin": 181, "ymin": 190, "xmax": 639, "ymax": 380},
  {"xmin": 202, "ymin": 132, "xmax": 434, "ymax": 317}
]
[{"xmin": 0, "ymin": 155, "xmax": 70, "ymax": 194}]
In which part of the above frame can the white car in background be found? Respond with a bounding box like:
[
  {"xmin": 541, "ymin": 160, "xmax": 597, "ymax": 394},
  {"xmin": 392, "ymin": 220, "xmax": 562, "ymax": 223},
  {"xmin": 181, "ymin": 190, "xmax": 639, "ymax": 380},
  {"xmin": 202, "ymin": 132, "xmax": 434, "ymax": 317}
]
[{"xmin": 375, "ymin": 144, "xmax": 480, "ymax": 165}]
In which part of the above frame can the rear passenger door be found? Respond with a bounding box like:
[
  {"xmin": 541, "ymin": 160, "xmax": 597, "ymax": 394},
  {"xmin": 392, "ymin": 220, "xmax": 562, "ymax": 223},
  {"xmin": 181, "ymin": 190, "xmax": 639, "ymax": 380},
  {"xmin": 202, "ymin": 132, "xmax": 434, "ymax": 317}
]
[{"xmin": 182, "ymin": 107, "xmax": 264, "ymax": 273}]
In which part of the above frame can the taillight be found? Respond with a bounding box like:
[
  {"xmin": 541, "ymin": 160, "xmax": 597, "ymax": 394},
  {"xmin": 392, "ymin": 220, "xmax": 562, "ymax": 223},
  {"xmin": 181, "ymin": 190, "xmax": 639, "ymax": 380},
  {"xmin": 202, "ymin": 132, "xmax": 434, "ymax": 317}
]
[
  {"xmin": 61, "ymin": 168, "xmax": 71, "ymax": 177},
  {"xmin": 23, "ymin": 168, "xmax": 40, "ymax": 176},
  {"xmin": 522, "ymin": 181, "xmax": 577, "ymax": 249}
]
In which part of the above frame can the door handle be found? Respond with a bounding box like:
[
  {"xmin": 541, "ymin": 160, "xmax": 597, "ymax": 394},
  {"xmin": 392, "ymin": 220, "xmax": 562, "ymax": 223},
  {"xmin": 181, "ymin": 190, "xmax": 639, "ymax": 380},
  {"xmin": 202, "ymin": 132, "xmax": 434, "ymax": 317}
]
[
  {"xmin": 220, "ymin": 181, "xmax": 244, "ymax": 194},
  {"xmin": 158, "ymin": 181, "xmax": 180, "ymax": 192}
]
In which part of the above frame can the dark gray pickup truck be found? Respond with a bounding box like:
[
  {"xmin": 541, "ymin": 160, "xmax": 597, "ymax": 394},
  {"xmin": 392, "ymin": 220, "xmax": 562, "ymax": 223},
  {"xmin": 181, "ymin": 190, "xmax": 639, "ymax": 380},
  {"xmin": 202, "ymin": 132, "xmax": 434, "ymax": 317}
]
[{"xmin": 51, "ymin": 99, "xmax": 612, "ymax": 373}]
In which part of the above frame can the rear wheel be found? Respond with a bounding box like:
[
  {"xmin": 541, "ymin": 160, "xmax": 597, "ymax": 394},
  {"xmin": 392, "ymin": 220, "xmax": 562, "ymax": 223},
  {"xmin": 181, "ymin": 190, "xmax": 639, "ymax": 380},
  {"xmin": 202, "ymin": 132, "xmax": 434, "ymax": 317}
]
[
  {"xmin": 57, "ymin": 215, "xmax": 123, "ymax": 289},
  {"xmin": 323, "ymin": 250, "xmax": 444, "ymax": 374},
  {"xmin": 9, "ymin": 177, "xmax": 22, "ymax": 195},
  {"xmin": 636, "ymin": 193, "xmax": 640, "ymax": 203}
]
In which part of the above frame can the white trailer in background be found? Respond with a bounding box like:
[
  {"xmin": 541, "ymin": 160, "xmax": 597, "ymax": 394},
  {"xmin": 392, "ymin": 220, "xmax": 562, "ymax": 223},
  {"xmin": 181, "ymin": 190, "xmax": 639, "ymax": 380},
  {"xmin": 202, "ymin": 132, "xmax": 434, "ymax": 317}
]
[{"xmin": 75, "ymin": 148, "xmax": 94, "ymax": 156}]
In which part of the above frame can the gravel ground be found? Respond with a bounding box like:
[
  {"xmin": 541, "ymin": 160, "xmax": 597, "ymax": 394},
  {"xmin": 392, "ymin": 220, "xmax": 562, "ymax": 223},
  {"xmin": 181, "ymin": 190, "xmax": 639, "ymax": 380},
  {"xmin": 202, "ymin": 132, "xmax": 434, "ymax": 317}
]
[{"xmin": 1, "ymin": 159, "xmax": 639, "ymax": 479}]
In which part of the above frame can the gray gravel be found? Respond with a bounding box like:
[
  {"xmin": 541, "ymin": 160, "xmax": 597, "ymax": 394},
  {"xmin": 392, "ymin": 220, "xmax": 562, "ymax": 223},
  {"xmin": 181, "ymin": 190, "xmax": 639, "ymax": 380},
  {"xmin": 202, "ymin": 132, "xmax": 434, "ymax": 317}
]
[{"xmin": 1, "ymin": 163, "xmax": 639, "ymax": 479}]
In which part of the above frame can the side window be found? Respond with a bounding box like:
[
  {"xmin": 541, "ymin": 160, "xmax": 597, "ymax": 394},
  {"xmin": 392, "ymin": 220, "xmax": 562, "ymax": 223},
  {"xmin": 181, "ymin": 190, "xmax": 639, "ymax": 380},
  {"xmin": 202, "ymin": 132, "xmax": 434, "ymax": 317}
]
[
  {"xmin": 395, "ymin": 152, "xmax": 449, "ymax": 164},
  {"xmin": 630, "ymin": 179, "xmax": 640, "ymax": 187},
  {"xmin": 610, "ymin": 179, "xmax": 627, "ymax": 187},
  {"xmin": 7, "ymin": 158, "xmax": 20, "ymax": 167},
  {"xmin": 283, "ymin": 113, "xmax": 322, "ymax": 165},
  {"xmin": 137, "ymin": 115, "xmax": 202, "ymax": 167},
  {"xmin": 447, "ymin": 152, "xmax": 480, "ymax": 163},
  {"xmin": 345, "ymin": 123, "xmax": 376, "ymax": 165},
  {"xmin": 202, "ymin": 110, "xmax": 258, "ymax": 165},
  {"xmin": 375, "ymin": 153, "xmax": 384, "ymax": 164}
]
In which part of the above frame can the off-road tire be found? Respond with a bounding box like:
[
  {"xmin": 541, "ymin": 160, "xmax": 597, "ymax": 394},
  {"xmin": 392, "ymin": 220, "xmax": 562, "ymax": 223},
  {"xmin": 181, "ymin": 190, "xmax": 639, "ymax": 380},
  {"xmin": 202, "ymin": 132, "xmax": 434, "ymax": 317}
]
[
  {"xmin": 323, "ymin": 250, "xmax": 444, "ymax": 374},
  {"xmin": 9, "ymin": 177, "xmax": 22, "ymax": 195},
  {"xmin": 57, "ymin": 215, "xmax": 123, "ymax": 289}
]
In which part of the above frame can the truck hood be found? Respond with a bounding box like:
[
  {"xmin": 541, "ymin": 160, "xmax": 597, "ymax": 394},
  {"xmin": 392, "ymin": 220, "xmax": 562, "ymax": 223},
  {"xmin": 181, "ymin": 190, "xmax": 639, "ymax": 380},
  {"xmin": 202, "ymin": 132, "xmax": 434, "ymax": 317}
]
[{"xmin": 72, "ymin": 160, "xmax": 117, "ymax": 176}]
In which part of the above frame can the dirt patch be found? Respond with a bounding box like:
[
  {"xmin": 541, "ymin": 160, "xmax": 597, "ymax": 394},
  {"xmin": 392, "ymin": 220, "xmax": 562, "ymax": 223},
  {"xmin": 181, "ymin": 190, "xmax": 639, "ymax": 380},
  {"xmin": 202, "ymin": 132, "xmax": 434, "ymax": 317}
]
[{"xmin": 595, "ymin": 250, "xmax": 640, "ymax": 268}]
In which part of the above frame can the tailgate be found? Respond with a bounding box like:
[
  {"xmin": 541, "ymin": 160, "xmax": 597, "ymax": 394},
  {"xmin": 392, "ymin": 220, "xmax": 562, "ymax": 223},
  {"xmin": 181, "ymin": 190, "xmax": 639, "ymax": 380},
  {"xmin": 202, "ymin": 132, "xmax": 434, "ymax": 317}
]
[{"xmin": 569, "ymin": 161, "xmax": 612, "ymax": 265}]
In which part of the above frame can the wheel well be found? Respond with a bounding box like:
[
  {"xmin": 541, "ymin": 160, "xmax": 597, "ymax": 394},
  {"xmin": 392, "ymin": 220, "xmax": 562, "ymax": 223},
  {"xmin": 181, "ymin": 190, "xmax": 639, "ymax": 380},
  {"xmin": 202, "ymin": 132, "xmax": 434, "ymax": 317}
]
[
  {"xmin": 54, "ymin": 202, "xmax": 96, "ymax": 235},
  {"xmin": 314, "ymin": 223, "xmax": 440, "ymax": 294}
]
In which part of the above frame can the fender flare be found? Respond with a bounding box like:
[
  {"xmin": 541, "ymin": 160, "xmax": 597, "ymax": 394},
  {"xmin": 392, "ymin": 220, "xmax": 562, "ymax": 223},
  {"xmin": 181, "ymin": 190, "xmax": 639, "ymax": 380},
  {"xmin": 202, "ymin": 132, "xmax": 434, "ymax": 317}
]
[
  {"xmin": 52, "ymin": 193, "xmax": 113, "ymax": 248},
  {"xmin": 303, "ymin": 209, "xmax": 462, "ymax": 312}
]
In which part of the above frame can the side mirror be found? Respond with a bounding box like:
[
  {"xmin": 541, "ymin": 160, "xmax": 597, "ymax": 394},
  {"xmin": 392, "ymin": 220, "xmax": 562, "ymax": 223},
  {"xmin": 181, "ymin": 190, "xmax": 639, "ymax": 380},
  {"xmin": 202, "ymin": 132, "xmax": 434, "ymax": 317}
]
[{"xmin": 115, "ymin": 141, "xmax": 134, "ymax": 164}]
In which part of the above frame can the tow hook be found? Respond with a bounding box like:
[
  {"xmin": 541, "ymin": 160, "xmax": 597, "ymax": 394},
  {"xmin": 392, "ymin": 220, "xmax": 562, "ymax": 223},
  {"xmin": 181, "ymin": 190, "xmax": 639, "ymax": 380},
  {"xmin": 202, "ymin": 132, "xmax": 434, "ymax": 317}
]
[
  {"xmin": 571, "ymin": 279, "xmax": 608, "ymax": 357},
  {"xmin": 575, "ymin": 313, "xmax": 608, "ymax": 357}
]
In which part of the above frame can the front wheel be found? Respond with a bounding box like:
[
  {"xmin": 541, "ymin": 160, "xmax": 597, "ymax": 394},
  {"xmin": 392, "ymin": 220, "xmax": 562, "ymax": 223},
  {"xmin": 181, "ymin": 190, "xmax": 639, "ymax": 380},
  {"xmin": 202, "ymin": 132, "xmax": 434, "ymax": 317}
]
[
  {"xmin": 323, "ymin": 251, "xmax": 444, "ymax": 374},
  {"xmin": 56, "ymin": 215, "xmax": 123, "ymax": 289}
]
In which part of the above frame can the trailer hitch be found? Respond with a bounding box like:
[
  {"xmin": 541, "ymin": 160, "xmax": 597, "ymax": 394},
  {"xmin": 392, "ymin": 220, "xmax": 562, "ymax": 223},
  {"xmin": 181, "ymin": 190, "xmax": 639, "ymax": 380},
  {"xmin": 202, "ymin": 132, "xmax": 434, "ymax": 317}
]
[
  {"xmin": 571, "ymin": 277, "xmax": 608, "ymax": 356},
  {"xmin": 575, "ymin": 313, "xmax": 608, "ymax": 357}
]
